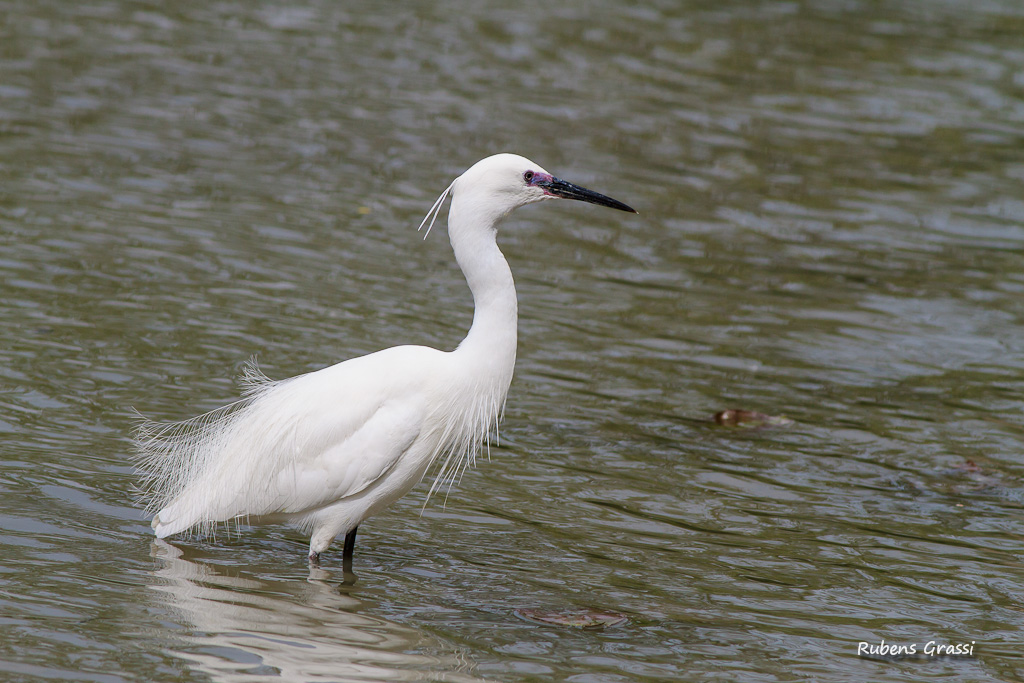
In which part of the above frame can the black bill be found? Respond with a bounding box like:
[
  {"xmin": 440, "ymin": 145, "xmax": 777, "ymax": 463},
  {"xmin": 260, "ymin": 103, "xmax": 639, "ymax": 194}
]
[{"xmin": 537, "ymin": 177, "xmax": 637, "ymax": 213}]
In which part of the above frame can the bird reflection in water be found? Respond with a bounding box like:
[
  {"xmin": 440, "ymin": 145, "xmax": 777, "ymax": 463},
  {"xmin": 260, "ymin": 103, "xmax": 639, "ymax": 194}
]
[{"xmin": 146, "ymin": 540, "xmax": 484, "ymax": 683}]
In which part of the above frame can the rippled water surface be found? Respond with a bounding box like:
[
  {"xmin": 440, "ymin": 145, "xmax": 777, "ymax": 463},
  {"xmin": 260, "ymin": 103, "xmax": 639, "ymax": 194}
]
[{"xmin": 3, "ymin": 1, "xmax": 1024, "ymax": 681}]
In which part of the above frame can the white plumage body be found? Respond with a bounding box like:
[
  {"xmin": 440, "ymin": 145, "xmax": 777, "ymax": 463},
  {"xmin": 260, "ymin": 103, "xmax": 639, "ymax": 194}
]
[
  {"xmin": 133, "ymin": 153, "xmax": 633, "ymax": 562},
  {"xmin": 141, "ymin": 342, "xmax": 510, "ymax": 554}
]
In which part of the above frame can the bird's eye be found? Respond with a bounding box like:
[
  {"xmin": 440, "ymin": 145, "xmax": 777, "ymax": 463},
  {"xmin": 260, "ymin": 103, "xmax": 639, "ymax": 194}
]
[{"xmin": 523, "ymin": 170, "xmax": 535, "ymax": 183}]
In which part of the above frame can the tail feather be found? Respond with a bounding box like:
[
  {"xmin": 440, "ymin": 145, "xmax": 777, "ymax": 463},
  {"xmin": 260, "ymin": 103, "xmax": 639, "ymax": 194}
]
[
  {"xmin": 152, "ymin": 510, "xmax": 190, "ymax": 539},
  {"xmin": 150, "ymin": 495, "xmax": 207, "ymax": 538}
]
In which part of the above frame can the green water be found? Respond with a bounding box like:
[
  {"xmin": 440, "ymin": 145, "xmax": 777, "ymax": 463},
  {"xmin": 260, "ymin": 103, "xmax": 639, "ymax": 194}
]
[{"xmin": 3, "ymin": 1, "xmax": 1023, "ymax": 681}]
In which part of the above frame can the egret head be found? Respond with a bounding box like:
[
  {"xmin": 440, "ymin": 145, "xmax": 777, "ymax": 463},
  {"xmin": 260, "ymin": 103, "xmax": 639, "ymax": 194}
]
[
  {"xmin": 461, "ymin": 153, "xmax": 636, "ymax": 214},
  {"xmin": 418, "ymin": 153, "xmax": 636, "ymax": 238}
]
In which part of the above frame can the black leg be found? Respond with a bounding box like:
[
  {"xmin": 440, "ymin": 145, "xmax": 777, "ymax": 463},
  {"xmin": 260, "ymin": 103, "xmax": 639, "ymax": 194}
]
[{"xmin": 342, "ymin": 526, "xmax": 358, "ymax": 575}]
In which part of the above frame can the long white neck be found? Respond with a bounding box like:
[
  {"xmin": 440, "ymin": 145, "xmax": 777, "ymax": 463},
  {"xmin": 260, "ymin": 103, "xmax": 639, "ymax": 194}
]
[{"xmin": 447, "ymin": 193, "xmax": 518, "ymax": 383}]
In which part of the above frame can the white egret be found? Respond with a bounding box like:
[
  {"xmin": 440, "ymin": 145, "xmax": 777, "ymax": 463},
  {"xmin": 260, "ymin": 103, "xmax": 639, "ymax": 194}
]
[{"xmin": 134, "ymin": 153, "xmax": 636, "ymax": 568}]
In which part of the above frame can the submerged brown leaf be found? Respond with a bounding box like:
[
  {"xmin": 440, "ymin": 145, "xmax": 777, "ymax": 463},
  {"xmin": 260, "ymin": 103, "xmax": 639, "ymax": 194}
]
[
  {"xmin": 945, "ymin": 458, "xmax": 1004, "ymax": 492},
  {"xmin": 514, "ymin": 608, "xmax": 628, "ymax": 629}
]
